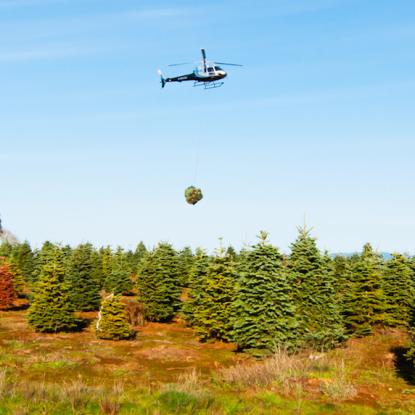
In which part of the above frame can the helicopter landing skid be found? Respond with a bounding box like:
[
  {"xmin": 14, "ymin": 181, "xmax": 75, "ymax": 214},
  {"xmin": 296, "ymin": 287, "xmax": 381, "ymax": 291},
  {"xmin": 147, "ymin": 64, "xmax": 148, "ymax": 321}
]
[{"xmin": 193, "ymin": 81, "xmax": 224, "ymax": 89}]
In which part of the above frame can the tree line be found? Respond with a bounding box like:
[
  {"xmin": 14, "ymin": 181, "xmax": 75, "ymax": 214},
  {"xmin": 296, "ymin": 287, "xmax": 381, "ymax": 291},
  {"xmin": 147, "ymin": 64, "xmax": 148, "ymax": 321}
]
[{"xmin": 0, "ymin": 228, "xmax": 415, "ymax": 364}]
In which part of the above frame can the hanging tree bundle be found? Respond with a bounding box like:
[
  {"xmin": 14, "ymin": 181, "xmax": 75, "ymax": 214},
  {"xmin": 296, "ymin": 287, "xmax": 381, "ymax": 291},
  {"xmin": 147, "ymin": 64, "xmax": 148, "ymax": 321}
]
[{"xmin": 185, "ymin": 186, "xmax": 203, "ymax": 205}]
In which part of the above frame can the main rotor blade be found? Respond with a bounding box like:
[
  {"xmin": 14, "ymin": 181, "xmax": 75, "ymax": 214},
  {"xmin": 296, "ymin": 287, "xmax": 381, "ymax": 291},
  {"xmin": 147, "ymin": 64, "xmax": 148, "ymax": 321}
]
[
  {"xmin": 214, "ymin": 62, "xmax": 243, "ymax": 66},
  {"xmin": 201, "ymin": 48, "xmax": 207, "ymax": 72},
  {"xmin": 168, "ymin": 62, "xmax": 192, "ymax": 67}
]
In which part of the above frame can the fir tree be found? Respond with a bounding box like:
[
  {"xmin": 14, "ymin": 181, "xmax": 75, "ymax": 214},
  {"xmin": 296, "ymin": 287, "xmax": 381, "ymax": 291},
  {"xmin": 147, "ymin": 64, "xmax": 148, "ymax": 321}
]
[
  {"xmin": 343, "ymin": 244, "xmax": 388, "ymax": 337},
  {"xmin": 27, "ymin": 247, "xmax": 78, "ymax": 333},
  {"xmin": 9, "ymin": 241, "xmax": 34, "ymax": 282},
  {"xmin": 32, "ymin": 241, "xmax": 57, "ymax": 283},
  {"xmin": 383, "ymin": 253, "xmax": 415, "ymax": 327},
  {"xmin": 232, "ymin": 231, "xmax": 298, "ymax": 354},
  {"xmin": 104, "ymin": 248, "xmax": 133, "ymax": 295},
  {"xmin": 96, "ymin": 294, "xmax": 134, "ymax": 340},
  {"xmin": 191, "ymin": 243, "xmax": 236, "ymax": 342},
  {"xmin": 178, "ymin": 246, "xmax": 194, "ymax": 287},
  {"xmin": 289, "ymin": 227, "xmax": 344, "ymax": 349},
  {"xmin": 137, "ymin": 243, "xmax": 181, "ymax": 322},
  {"xmin": 65, "ymin": 243, "xmax": 101, "ymax": 311},
  {"xmin": 0, "ymin": 259, "xmax": 17, "ymax": 309},
  {"xmin": 98, "ymin": 246, "xmax": 113, "ymax": 288},
  {"xmin": 181, "ymin": 248, "xmax": 210, "ymax": 325}
]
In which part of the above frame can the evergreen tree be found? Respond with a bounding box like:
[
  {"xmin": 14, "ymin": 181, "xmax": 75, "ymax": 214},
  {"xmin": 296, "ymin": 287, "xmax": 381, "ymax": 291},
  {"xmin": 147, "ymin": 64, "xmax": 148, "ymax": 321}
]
[
  {"xmin": 232, "ymin": 231, "xmax": 298, "ymax": 354},
  {"xmin": 343, "ymin": 244, "xmax": 388, "ymax": 337},
  {"xmin": 383, "ymin": 253, "xmax": 415, "ymax": 327},
  {"xmin": 178, "ymin": 246, "xmax": 194, "ymax": 287},
  {"xmin": 181, "ymin": 248, "xmax": 210, "ymax": 325},
  {"xmin": 104, "ymin": 248, "xmax": 133, "ymax": 295},
  {"xmin": 137, "ymin": 243, "xmax": 181, "ymax": 322},
  {"xmin": 0, "ymin": 259, "xmax": 17, "ymax": 309},
  {"xmin": 32, "ymin": 241, "xmax": 57, "ymax": 283},
  {"xmin": 134, "ymin": 242, "xmax": 148, "ymax": 271},
  {"xmin": 191, "ymin": 244, "xmax": 236, "ymax": 342},
  {"xmin": 0, "ymin": 241, "xmax": 13, "ymax": 258},
  {"xmin": 98, "ymin": 246, "xmax": 113, "ymax": 288},
  {"xmin": 9, "ymin": 241, "xmax": 34, "ymax": 282},
  {"xmin": 96, "ymin": 294, "xmax": 134, "ymax": 340},
  {"xmin": 289, "ymin": 227, "xmax": 344, "ymax": 349},
  {"xmin": 65, "ymin": 243, "xmax": 101, "ymax": 311},
  {"xmin": 27, "ymin": 247, "xmax": 78, "ymax": 333}
]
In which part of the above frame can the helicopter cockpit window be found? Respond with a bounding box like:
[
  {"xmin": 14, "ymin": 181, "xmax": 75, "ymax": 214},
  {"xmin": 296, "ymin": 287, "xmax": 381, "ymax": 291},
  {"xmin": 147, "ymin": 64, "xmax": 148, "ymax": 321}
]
[
  {"xmin": 207, "ymin": 67, "xmax": 214, "ymax": 73},
  {"xmin": 214, "ymin": 66, "xmax": 221, "ymax": 71}
]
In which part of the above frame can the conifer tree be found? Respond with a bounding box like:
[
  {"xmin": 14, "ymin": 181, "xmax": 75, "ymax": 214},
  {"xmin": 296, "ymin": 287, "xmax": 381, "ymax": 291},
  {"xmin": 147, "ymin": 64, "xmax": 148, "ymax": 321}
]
[
  {"xmin": 9, "ymin": 241, "xmax": 34, "ymax": 282},
  {"xmin": 137, "ymin": 243, "xmax": 181, "ymax": 322},
  {"xmin": 289, "ymin": 227, "xmax": 344, "ymax": 349},
  {"xmin": 32, "ymin": 241, "xmax": 57, "ymax": 283},
  {"xmin": 232, "ymin": 231, "xmax": 298, "ymax": 354},
  {"xmin": 178, "ymin": 246, "xmax": 194, "ymax": 287},
  {"xmin": 132, "ymin": 242, "xmax": 148, "ymax": 275},
  {"xmin": 27, "ymin": 247, "xmax": 78, "ymax": 333},
  {"xmin": 191, "ymin": 243, "xmax": 236, "ymax": 342},
  {"xmin": 98, "ymin": 246, "xmax": 113, "ymax": 288},
  {"xmin": 104, "ymin": 248, "xmax": 133, "ymax": 295},
  {"xmin": 96, "ymin": 294, "xmax": 134, "ymax": 340},
  {"xmin": 65, "ymin": 243, "xmax": 101, "ymax": 311},
  {"xmin": 343, "ymin": 244, "xmax": 388, "ymax": 337},
  {"xmin": 0, "ymin": 259, "xmax": 17, "ymax": 309},
  {"xmin": 383, "ymin": 253, "xmax": 415, "ymax": 327},
  {"xmin": 0, "ymin": 241, "xmax": 12, "ymax": 258},
  {"xmin": 181, "ymin": 248, "xmax": 210, "ymax": 325}
]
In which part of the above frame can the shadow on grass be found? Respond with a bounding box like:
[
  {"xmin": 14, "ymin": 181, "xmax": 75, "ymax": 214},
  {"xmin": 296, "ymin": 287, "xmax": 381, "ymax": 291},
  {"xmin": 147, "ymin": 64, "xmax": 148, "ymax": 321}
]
[
  {"xmin": 8, "ymin": 302, "xmax": 30, "ymax": 311},
  {"xmin": 391, "ymin": 346, "xmax": 415, "ymax": 385}
]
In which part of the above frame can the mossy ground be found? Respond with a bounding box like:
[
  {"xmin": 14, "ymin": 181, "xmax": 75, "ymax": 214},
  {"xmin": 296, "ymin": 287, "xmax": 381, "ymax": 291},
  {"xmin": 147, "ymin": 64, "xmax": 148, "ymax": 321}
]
[{"xmin": 0, "ymin": 305, "xmax": 414, "ymax": 414}]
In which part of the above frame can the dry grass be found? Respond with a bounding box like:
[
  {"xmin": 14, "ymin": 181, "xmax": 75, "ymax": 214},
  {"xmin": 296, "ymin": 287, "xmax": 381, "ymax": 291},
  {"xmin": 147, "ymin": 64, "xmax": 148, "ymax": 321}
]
[
  {"xmin": 220, "ymin": 348, "xmax": 306, "ymax": 391},
  {"xmin": 99, "ymin": 381, "xmax": 124, "ymax": 415},
  {"xmin": 61, "ymin": 376, "xmax": 92, "ymax": 413},
  {"xmin": 319, "ymin": 359, "xmax": 357, "ymax": 401}
]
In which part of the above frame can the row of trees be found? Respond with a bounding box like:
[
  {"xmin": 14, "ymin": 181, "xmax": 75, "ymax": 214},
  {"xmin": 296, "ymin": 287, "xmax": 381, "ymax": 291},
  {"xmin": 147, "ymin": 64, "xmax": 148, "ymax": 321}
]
[{"xmin": 1, "ymin": 229, "xmax": 415, "ymax": 361}]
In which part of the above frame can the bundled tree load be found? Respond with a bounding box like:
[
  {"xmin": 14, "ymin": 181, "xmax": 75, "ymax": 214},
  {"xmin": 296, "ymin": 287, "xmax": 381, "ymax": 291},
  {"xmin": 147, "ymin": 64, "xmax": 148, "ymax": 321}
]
[{"xmin": 185, "ymin": 186, "xmax": 203, "ymax": 205}]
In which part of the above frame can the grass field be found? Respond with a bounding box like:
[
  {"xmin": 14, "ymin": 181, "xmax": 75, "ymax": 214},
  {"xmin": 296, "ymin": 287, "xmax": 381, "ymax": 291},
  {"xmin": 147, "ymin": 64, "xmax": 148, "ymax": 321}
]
[{"xmin": 1, "ymin": 306, "xmax": 415, "ymax": 414}]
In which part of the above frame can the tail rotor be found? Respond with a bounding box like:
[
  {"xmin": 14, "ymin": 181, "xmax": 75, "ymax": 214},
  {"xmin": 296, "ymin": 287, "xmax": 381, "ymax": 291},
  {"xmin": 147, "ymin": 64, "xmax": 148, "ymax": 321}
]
[{"xmin": 158, "ymin": 70, "xmax": 166, "ymax": 88}]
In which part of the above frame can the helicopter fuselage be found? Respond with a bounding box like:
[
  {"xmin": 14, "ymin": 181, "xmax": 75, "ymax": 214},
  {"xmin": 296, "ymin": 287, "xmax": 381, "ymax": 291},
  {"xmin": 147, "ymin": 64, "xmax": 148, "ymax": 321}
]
[{"xmin": 164, "ymin": 66, "xmax": 227, "ymax": 85}]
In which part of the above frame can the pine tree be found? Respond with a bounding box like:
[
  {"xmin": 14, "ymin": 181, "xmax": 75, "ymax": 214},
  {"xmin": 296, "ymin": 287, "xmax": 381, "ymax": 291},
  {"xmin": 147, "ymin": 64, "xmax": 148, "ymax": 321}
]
[
  {"xmin": 383, "ymin": 253, "xmax": 415, "ymax": 327},
  {"xmin": 65, "ymin": 243, "xmax": 101, "ymax": 311},
  {"xmin": 96, "ymin": 294, "xmax": 134, "ymax": 340},
  {"xmin": 27, "ymin": 247, "xmax": 79, "ymax": 333},
  {"xmin": 104, "ymin": 248, "xmax": 133, "ymax": 295},
  {"xmin": 343, "ymin": 244, "xmax": 388, "ymax": 337},
  {"xmin": 137, "ymin": 243, "xmax": 181, "ymax": 322},
  {"xmin": 232, "ymin": 231, "xmax": 298, "ymax": 354},
  {"xmin": 289, "ymin": 227, "xmax": 344, "ymax": 349},
  {"xmin": 191, "ymin": 244, "xmax": 236, "ymax": 342},
  {"xmin": 181, "ymin": 248, "xmax": 210, "ymax": 325},
  {"xmin": 0, "ymin": 259, "xmax": 17, "ymax": 309}
]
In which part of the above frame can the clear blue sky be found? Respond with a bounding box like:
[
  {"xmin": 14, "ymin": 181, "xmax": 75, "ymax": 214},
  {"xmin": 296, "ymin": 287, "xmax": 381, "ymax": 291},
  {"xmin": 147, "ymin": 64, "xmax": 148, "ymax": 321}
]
[{"xmin": 1, "ymin": 0, "xmax": 414, "ymax": 253}]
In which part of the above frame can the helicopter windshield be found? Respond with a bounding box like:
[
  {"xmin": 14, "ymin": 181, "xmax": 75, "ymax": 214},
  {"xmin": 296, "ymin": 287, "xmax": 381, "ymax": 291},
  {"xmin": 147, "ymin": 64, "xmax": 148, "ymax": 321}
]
[
  {"xmin": 207, "ymin": 67, "xmax": 215, "ymax": 73},
  {"xmin": 214, "ymin": 66, "xmax": 222, "ymax": 71}
]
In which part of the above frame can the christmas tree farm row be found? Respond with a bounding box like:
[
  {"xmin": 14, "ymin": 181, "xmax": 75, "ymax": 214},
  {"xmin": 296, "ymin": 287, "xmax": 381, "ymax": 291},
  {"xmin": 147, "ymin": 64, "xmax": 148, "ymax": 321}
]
[{"xmin": 1, "ymin": 228, "xmax": 415, "ymax": 363}]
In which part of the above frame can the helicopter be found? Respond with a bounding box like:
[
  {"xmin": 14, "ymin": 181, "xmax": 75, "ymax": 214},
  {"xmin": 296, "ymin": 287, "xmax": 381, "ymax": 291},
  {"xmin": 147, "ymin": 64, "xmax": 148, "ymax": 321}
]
[{"xmin": 158, "ymin": 49, "xmax": 242, "ymax": 89}]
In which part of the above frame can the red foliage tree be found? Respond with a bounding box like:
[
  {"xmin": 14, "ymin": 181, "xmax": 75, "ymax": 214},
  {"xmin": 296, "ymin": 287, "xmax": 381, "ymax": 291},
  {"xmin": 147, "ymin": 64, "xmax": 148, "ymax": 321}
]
[{"xmin": 0, "ymin": 258, "xmax": 17, "ymax": 309}]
